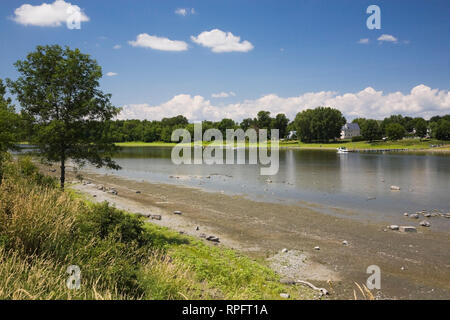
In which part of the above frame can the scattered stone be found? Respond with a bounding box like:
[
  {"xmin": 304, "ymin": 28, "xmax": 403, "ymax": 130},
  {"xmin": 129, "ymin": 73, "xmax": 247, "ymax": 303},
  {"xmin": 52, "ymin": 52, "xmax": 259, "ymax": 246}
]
[
  {"xmin": 280, "ymin": 279, "xmax": 296, "ymax": 285},
  {"xmin": 390, "ymin": 185, "xmax": 401, "ymax": 191},
  {"xmin": 389, "ymin": 225, "xmax": 399, "ymax": 230},
  {"xmin": 342, "ymin": 240, "xmax": 348, "ymax": 246},
  {"xmin": 173, "ymin": 210, "xmax": 182, "ymax": 215},
  {"xmin": 199, "ymin": 233, "xmax": 207, "ymax": 239},
  {"xmin": 443, "ymin": 213, "xmax": 450, "ymax": 219},
  {"xmin": 195, "ymin": 226, "xmax": 200, "ymax": 231},
  {"xmin": 403, "ymin": 212, "xmax": 409, "ymax": 217},
  {"xmin": 206, "ymin": 235, "xmax": 220, "ymax": 243},
  {"xmin": 108, "ymin": 190, "xmax": 118, "ymax": 195},
  {"xmin": 409, "ymin": 213, "xmax": 419, "ymax": 219},
  {"xmin": 367, "ymin": 196, "xmax": 376, "ymax": 200},
  {"xmin": 314, "ymin": 246, "xmax": 320, "ymax": 250},
  {"xmin": 49, "ymin": 169, "xmax": 56, "ymax": 173},
  {"xmin": 401, "ymin": 266, "xmax": 405, "ymax": 271},
  {"xmin": 280, "ymin": 293, "xmax": 290, "ymax": 299},
  {"xmin": 399, "ymin": 226, "xmax": 417, "ymax": 233},
  {"xmin": 281, "ymin": 248, "xmax": 288, "ymax": 253},
  {"xmin": 265, "ymin": 179, "xmax": 272, "ymax": 183},
  {"xmin": 97, "ymin": 185, "xmax": 104, "ymax": 191},
  {"xmin": 179, "ymin": 231, "xmax": 184, "ymax": 235},
  {"xmin": 150, "ymin": 215, "xmax": 162, "ymax": 220},
  {"xmin": 92, "ymin": 195, "xmax": 97, "ymax": 198},
  {"xmin": 136, "ymin": 190, "xmax": 141, "ymax": 194},
  {"xmin": 423, "ymin": 213, "xmax": 431, "ymax": 217},
  {"xmin": 419, "ymin": 220, "xmax": 431, "ymax": 227}
]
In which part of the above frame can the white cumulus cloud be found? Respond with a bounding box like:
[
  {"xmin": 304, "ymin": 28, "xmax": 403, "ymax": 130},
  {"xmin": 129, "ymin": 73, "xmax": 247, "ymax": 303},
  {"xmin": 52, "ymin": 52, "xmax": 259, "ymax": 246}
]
[
  {"xmin": 118, "ymin": 85, "xmax": 450, "ymax": 122},
  {"xmin": 378, "ymin": 34, "xmax": 398, "ymax": 43},
  {"xmin": 191, "ymin": 29, "xmax": 254, "ymax": 53},
  {"xmin": 358, "ymin": 38, "xmax": 369, "ymax": 44},
  {"xmin": 12, "ymin": 0, "xmax": 89, "ymax": 27},
  {"xmin": 175, "ymin": 8, "xmax": 187, "ymax": 16},
  {"xmin": 129, "ymin": 33, "xmax": 188, "ymax": 51},
  {"xmin": 113, "ymin": 44, "xmax": 122, "ymax": 50},
  {"xmin": 212, "ymin": 91, "xmax": 236, "ymax": 98},
  {"xmin": 175, "ymin": 8, "xmax": 195, "ymax": 16},
  {"xmin": 106, "ymin": 72, "xmax": 118, "ymax": 77}
]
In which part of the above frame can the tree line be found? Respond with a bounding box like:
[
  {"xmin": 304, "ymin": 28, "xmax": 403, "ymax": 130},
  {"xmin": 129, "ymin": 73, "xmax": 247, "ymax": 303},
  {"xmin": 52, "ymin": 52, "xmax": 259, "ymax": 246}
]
[{"xmin": 98, "ymin": 108, "xmax": 450, "ymax": 143}]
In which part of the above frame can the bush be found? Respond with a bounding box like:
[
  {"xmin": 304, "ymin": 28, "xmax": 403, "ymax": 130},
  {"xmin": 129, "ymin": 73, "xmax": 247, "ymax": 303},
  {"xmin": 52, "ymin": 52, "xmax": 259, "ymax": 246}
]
[
  {"xmin": 351, "ymin": 136, "xmax": 364, "ymax": 142},
  {"xmin": 78, "ymin": 202, "xmax": 151, "ymax": 246},
  {"xmin": 15, "ymin": 156, "xmax": 58, "ymax": 188}
]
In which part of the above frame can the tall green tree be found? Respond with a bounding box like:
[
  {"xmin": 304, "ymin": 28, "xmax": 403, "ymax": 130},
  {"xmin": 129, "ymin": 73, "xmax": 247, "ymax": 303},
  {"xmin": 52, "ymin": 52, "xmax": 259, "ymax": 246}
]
[
  {"xmin": 361, "ymin": 119, "xmax": 382, "ymax": 141},
  {"xmin": 413, "ymin": 118, "xmax": 427, "ymax": 138},
  {"xmin": 385, "ymin": 123, "xmax": 406, "ymax": 141},
  {"xmin": 240, "ymin": 118, "xmax": 255, "ymax": 131},
  {"xmin": 272, "ymin": 113, "xmax": 289, "ymax": 138},
  {"xmin": 435, "ymin": 119, "xmax": 450, "ymax": 140},
  {"xmin": 352, "ymin": 118, "xmax": 367, "ymax": 130},
  {"xmin": 7, "ymin": 45, "xmax": 120, "ymax": 189},
  {"xmin": 294, "ymin": 107, "xmax": 346, "ymax": 142},
  {"xmin": 0, "ymin": 79, "xmax": 20, "ymax": 183},
  {"xmin": 256, "ymin": 111, "xmax": 272, "ymax": 129},
  {"xmin": 218, "ymin": 118, "xmax": 236, "ymax": 136}
]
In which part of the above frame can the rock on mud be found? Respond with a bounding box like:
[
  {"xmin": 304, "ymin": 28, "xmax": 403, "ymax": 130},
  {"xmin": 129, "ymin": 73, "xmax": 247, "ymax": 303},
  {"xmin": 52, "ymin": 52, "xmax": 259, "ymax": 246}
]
[
  {"xmin": 206, "ymin": 235, "xmax": 220, "ymax": 243},
  {"xmin": 399, "ymin": 226, "xmax": 417, "ymax": 233},
  {"xmin": 419, "ymin": 220, "xmax": 431, "ymax": 227}
]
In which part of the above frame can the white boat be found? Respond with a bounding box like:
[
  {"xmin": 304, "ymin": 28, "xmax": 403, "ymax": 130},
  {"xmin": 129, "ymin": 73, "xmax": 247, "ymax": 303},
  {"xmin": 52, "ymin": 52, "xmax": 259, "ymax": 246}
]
[{"xmin": 337, "ymin": 147, "xmax": 348, "ymax": 154}]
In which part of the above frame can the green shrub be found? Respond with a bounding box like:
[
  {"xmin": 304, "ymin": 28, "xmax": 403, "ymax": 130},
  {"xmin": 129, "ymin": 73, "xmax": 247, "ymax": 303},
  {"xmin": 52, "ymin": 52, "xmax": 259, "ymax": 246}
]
[
  {"xmin": 79, "ymin": 202, "xmax": 151, "ymax": 247},
  {"xmin": 351, "ymin": 135, "xmax": 364, "ymax": 142}
]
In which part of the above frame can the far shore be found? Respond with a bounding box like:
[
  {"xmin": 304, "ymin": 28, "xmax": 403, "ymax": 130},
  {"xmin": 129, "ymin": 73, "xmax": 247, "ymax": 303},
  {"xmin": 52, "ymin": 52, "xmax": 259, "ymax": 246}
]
[
  {"xmin": 40, "ymin": 163, "xmax": 450, "ymax": 300},
  {"xmin": 19, "ymin": 139, "xmax": 450, "ymax": 153},
  {"xmin": 112, "ymin": 139, "xmax": 450, "ymax": 153}
]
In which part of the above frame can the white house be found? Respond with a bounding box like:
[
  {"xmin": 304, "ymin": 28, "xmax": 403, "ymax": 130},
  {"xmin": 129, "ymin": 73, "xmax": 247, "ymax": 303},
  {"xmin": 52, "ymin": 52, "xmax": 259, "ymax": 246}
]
[
  {"xmin": 340, "ymin": 123, "xmax": 361, "ymax": 139},
  {"xmin": 287, "ymin": 130, "xmax": 297, "ymax": 140}
]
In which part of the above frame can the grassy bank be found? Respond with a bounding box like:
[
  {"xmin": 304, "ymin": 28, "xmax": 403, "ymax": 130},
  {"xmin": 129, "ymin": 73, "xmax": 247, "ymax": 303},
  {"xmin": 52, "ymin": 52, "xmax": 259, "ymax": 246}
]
[
  {"xmin": 295, "ymin": 139, "xmax": 449, "ymax": 150},
  {"xmin": 0, "ymin": 157, "xmax": 314, "ymax": 300},
  {"xmin": 115, "ymin": 139, "xmax": 450, "ymax": 151}
]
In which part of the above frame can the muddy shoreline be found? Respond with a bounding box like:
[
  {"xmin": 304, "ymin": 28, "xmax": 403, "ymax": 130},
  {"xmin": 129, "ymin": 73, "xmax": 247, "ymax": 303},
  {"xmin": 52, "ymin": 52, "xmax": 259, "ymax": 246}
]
[{"xmin": 44, "ymin": 164, "xmax": 450, "ymax": 299}]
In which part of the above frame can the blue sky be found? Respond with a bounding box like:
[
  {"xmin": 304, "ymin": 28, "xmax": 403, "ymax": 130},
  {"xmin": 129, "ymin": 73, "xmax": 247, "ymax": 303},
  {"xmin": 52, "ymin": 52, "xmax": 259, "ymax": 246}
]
[{"xmin": 0, "ymin": 0, "xmax": 449, "ymax": 121}]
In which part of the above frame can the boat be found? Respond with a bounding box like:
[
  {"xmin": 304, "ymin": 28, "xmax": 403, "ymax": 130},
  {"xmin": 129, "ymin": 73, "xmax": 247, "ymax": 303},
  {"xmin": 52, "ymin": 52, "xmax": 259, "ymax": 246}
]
[{"xmin": 337, "ymin": 147, "xmax": 348, "ymax": 154}]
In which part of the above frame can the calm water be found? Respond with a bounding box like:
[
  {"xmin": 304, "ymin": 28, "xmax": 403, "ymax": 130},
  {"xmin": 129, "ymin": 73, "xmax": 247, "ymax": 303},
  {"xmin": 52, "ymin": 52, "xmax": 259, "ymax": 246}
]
[{"xmin": 88, "ymin": 147, "xmax": 450, "ymax": 231}]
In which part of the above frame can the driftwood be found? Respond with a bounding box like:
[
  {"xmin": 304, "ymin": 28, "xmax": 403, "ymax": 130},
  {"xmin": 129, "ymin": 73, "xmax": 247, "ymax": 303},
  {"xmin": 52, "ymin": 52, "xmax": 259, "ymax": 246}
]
[{"xmin": 296, "ymin": 280, "xmax": 329, "ymax": 296}]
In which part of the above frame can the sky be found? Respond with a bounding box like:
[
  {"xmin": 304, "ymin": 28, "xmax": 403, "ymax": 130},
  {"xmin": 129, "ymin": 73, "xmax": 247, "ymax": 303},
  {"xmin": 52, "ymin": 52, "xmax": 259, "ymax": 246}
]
[{"xmin": 0, "ymin": 0, "xmax": 449, "ymax": 122}]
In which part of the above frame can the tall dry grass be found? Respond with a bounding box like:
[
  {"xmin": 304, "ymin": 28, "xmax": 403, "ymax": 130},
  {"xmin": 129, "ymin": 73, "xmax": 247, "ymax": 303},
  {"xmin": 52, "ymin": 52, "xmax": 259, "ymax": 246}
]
[{"xmin": 0, "ymin": 158, "xmax": 212, "ymax": 300}]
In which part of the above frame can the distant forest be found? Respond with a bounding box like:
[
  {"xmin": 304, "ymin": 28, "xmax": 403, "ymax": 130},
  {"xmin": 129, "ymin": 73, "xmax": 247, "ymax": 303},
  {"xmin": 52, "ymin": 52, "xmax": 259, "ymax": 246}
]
[{"xmin": 99, "ymin": 110, "xmax": 450, "ymax": 143}]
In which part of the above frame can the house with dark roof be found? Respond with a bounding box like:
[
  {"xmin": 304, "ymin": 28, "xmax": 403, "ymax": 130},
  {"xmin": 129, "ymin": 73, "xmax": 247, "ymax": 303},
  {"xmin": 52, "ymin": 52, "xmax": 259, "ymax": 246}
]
[{"xmin": 340, "ymin": 123, "xmax": 361, "ymax": 139}]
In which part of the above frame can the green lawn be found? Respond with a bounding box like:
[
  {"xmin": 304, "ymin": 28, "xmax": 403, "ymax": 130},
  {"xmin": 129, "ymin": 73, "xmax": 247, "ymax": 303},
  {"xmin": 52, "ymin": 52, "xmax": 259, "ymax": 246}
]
[
  {"xmin": 115, "ymin": 139, "xmax": 449, "ymax": 151},
  {"xmin": 294, "ymin": 139, "xmax": 448, "ymax": 150}
]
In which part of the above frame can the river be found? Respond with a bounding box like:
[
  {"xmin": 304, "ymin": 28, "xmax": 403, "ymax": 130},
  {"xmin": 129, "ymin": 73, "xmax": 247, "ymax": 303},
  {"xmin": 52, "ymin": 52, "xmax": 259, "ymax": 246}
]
[{"xmin": 86, "ymin": 147, "xmax": 450, "ymax": 232}]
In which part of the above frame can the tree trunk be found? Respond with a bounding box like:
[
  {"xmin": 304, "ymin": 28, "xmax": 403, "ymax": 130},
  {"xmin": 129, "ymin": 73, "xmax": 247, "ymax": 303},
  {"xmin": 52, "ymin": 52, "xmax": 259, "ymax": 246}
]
[{"xmin": 60, "ymin": 156, "xmax": 65, "ymax": 190}]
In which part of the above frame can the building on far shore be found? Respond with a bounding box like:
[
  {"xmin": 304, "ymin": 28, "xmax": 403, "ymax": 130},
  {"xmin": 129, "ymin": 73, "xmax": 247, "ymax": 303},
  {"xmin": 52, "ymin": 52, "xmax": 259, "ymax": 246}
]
[
  {"xmin": 287, "ymin": 130, "xmax": 297, "ymax": 140},
  {"xmin": 340, "ymin": 123, "xmax": 360, "ymax": 139}
]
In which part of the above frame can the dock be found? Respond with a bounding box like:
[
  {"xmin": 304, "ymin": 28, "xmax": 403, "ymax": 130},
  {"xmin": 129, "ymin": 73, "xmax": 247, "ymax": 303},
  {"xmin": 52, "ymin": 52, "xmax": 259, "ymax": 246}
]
[{"xmin": 348, "ymin": 148, "xmax": 409, "ymax": 153}]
